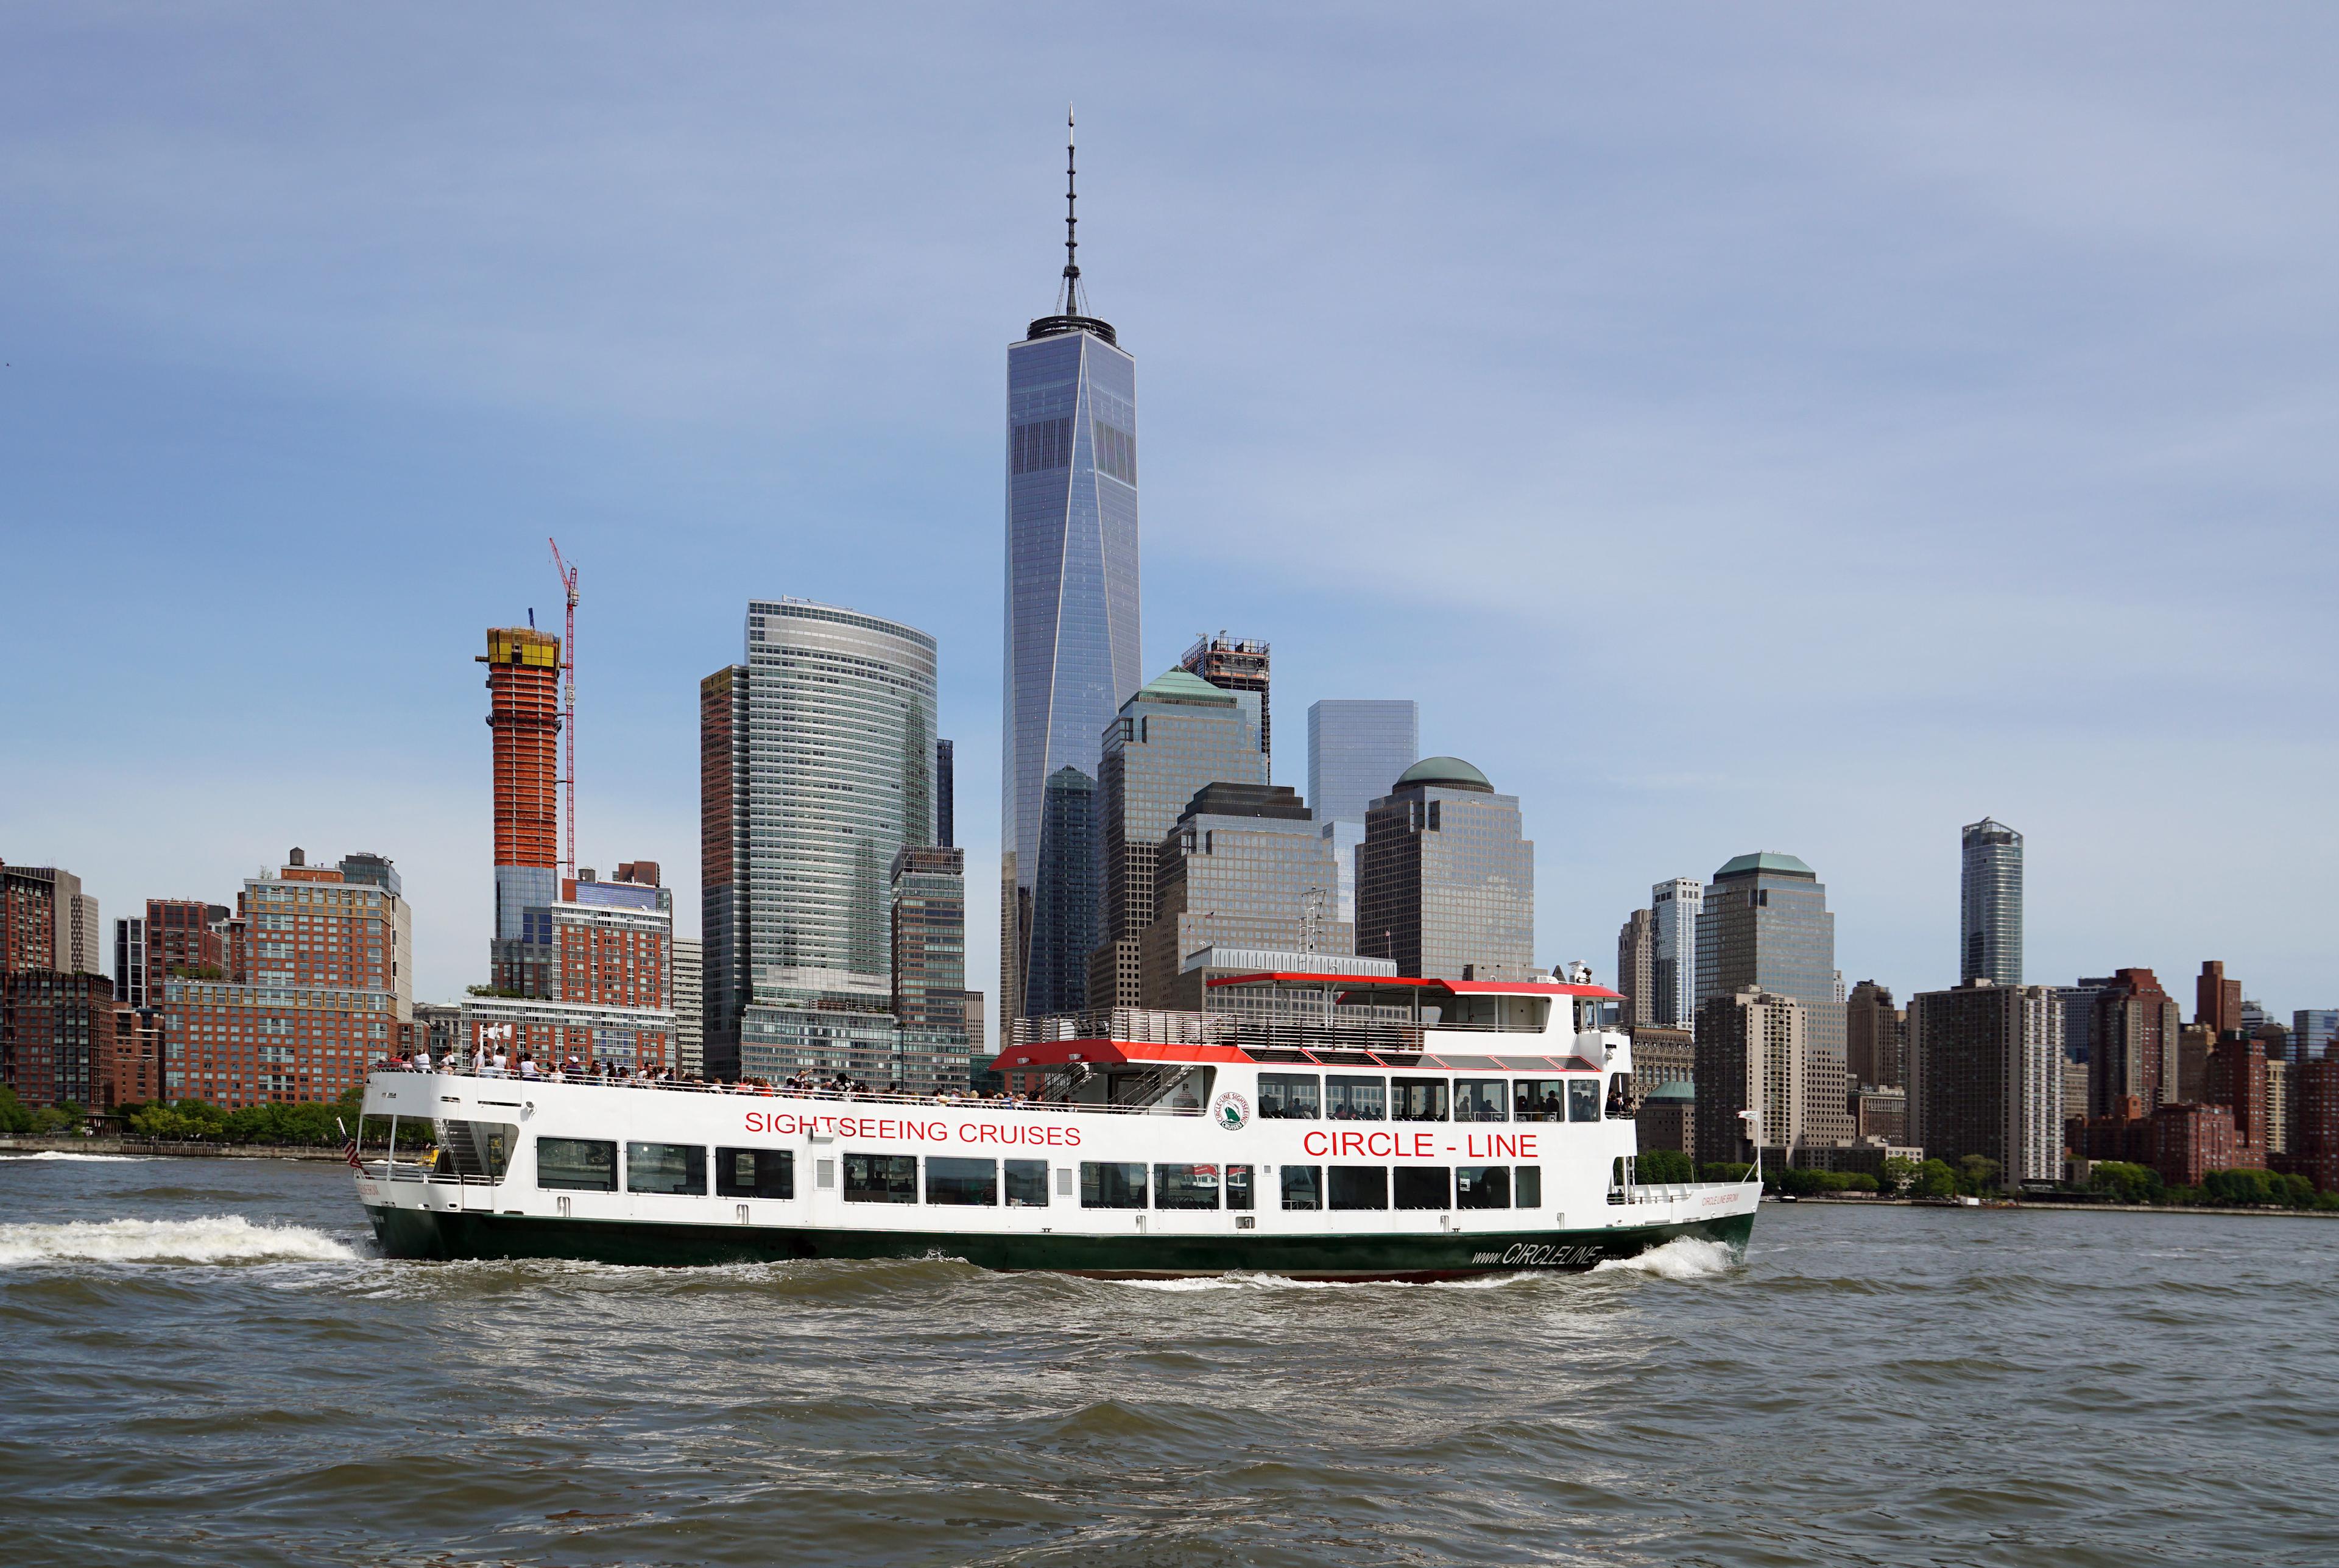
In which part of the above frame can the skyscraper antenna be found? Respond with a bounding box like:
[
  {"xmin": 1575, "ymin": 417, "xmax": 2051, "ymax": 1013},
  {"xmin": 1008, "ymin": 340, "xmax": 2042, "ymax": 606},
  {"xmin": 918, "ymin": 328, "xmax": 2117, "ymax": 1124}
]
[{"xmin": 1059, "ymin": 104, "xmax": 1084, "ymax": 316}]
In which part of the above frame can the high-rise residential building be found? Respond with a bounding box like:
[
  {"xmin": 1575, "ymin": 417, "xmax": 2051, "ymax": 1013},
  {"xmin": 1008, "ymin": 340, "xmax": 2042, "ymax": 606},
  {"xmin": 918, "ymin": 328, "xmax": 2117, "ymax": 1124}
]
[
  {"xmin": 111, "ymin": 1003, "xmax": 163, "ymax": 1106},
  {"xmin": 479, "ymin": 627, "xmax": 563, "ymax": 992},
  {"xmin": 1357, "ymin": 758, "xmax": 1536, "ymax": 983},
  {"xmin": 2207, "ymin": 1032, "xmax": 2271, "ymax": 1158},
  {"xmin": 700, "ymin": 599, "xmax": 939, "ymax": 1084},
  {"xmin": 2240, "ymin": 998, "xmax": 2273, "ymax": 1037},
  {"xmin": 158, "ymin": 850, "xmax": 413, "ymax": 1109},
  {"xmin": 1959, "ymin": 817, "xmax": 2022, "ymax": 986},
  {"xmin": 1306, "ymin": 700, "xmax": 1417, "ymax": 930},
  {"xmin": 2196, "ymin": 961, "xmax": 2242, "ymax": 1036},
  {"xmin": 2087, "ymin": 967, "xmax": 2181, "ymax": 1117},
  {"xmin": 1907, "ymin": 980, "xmax": 2064, "ymax": 1190},
  {"xmin": 2, "ymin": 862, "xmax": 101, "ymax": 976},
  {"xmin": 891, "ymin": 846, "xmax": 975, "ymax": 1093},
  {"xmin": 137, "ymin": 899, "xmax": 232, "ymax": 1001},
  {"xmin": 2295, "ymin": 1010, "xmax": 2339, "ymax": 1062},
  {"xmin": 671, "ymin": 936, "xmax": 703, "ymax": 1077},
  {"xmin": 2, "ymin": 970, "xmax": 118, "ymax": 1109},
  {"xmin": 1846, "ymin": 980, "xmax": 1907, "ymax": 1088},
  {"xmin": 460, "ymin": 866, "xmax": 676, "ymax": 1072},
  {"xmin": 1615, "ymin": 908, "xmax": 1656, "ymax": 1029},
  {"xmin": 1003, "ymin": 122, "xmax": 1142, "ymax": 1039},
  {"xmin": 936, "ymin": 739, "xmax": 956, "ymax": 850},
  {"xmin": 2290, "ymin": 1059, "xmax": 2339, "ymax": 1192},
  {"xmin": 1695, "ymin": 986, "xmax": 1805, "ymax": 1165},
  {"xmin": 2176, "ymin": 1023, "xmax": 2216, "ymax": 1103},
  {"xmin": 1180, "ymin": 635, "xmax": 1271, "ymax": 767},
  {"xmin": 1696, "ymin": 853, "xmax": 1849, "ymax": 1147},
  {"xmin": 1088, "ymin": 669, "xmax": 1266, "ymax": 1011},
  {"xmin": 1140, "ymin": 783, "xmax": 1346, "ymax": 1009},
  {"xmin": 1649, "ymin": 877, "xmax": 1703, "ymax": 1030},
  {"xmin": 699, "ymin": 663, "xmax": 750, "ymax": 1078},
  {"xmin": 2265, "ymin": 1058, "xmax": 2292, "ymax": 1156}
]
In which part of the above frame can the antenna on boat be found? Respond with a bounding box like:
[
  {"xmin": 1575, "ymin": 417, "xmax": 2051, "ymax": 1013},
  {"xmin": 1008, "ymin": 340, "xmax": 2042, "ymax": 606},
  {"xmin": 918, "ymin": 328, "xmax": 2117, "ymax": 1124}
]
[{"xmin": 1739, "ymin": 1109, "xmax": 1763, "ymax": 1187}]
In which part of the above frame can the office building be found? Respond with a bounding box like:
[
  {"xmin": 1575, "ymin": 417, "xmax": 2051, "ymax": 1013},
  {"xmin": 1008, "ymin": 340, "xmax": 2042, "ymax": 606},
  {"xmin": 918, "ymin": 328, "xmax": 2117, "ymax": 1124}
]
[
  {"xmin": 1180, "ymin": 634, "xmax": 1271, "ymax": 766},
  {"xmin": 1140, "ymin": 784, "xmax": 1345, "ymax": 1009},
  {"xmin": 936, "ymin": 739, "xmax": 956, "ymax": 849},
  {"xmin": 1907, "ymin": 980, "xmax": 2064, "ymax": 1190},
  {"xmin": 700, "ymin": 599, "xmax": 939, "ymax": 1084},
  {"xmin": 1003, "ymin": 130, "xmax": 1143, "ymax": 1037},
  {"xmin": 2, "ymin": 970, "xmax": 117, "ymax": 1109},
  {"xmin": 2, "ymin": 861, "xmax": 101, "ymax": 976},
  {"xmin": 1959, "ymin": 817, "xmax": 2022, "ymax": 986},
  {"xmin": 2196, "ymin": 961, "xmax": 2242, "ymax": 1036},
  {"xmin": 2087, "ymin": 967, "xmax": 2181, "ymax": 1117},
  {"xmin": 671, "ymin": 937, "xmax": 704, "ymax": 1077},
  {"xmin": 1849, "ymin": 1086, "xmax": 1908, "ymax": 1144},
  {"xmin": 1695, "ymin": 986, "xmax": 1805, "ymax": 1165},
  {"xmin": 891, "ymin": 846, "xmax": 976, "ymax": 1093},
  {"xmin": 2296, "ymin": 1010, "xmax": 2339, "ymax": 1062},
  {"xmin": 479, "ymin": 627, "xmax": 563, "ymax": 992},
  {"xmin": 1355, "ymin": 758, "xmax": 1536, "ymax": 983},
  {"xmin": 1616, "ymin": 908, "xmax": 1656, "ymax": 1029},
  {"xmin": 1649, "ymin": 877, "xmax": 1702, "ymax": 1030},
  {"xmin": 1696, "ymin": 852, "xmax": 1849, "ymax": 1146},
  {"xmin": 1089, "ymin": 669, "xmax": 1266, "ymax": 1011},
  {"xmin": 410, "ymin": 1001, "xmax": 460, "ymax": 1061},
  {"xmin": 2054, "ymin": 978, "xmax": 2114, "ymax": 1069},
  {"xmin": 1846, "ymin": 980, "xmax": 1907, "ymax": 1088},
  {"xmin": 1637, "ymin": 1081, "xmax": 1696, "ymax": 1162},
  {"xmin": 1307, "ymin": 700, "xmax": 1417, "ymax": 928},
  {"xmin": 1628, "ymin": 1025, "xmax": 1695, "ymax": 1093},
  {"xmin": 158, "ymin": 850, "xmax": 412, "ymax": 1108}
]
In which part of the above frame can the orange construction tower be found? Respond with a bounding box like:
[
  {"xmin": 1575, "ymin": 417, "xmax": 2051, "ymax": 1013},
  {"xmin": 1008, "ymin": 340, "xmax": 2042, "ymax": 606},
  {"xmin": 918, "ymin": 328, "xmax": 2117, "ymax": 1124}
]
[{"xmin": 481, "ymin": 627, "xmax": 563, "ymax": 986}]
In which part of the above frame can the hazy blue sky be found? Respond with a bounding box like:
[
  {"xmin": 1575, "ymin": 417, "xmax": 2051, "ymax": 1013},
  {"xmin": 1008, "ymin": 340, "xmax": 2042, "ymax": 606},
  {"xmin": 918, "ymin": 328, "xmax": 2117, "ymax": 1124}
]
[{"xmin": 4, "ymin": 4, "xmax": 2334, "ymax": 1015}]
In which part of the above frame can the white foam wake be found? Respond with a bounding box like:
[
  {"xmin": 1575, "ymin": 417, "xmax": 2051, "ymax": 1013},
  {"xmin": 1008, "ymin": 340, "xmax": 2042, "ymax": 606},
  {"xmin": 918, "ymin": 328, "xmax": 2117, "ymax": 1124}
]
[
  {"xmin": 0, "ymin": 1214, "xmax": 358, "ymax": 1266},
  {"xmin": 5, "ymin": 1150, "xmax": 152, "ymax": 1162},
  {"xmin": 1592, "ymin": 1237, "xmax": 1740, "ymax": 1280}
]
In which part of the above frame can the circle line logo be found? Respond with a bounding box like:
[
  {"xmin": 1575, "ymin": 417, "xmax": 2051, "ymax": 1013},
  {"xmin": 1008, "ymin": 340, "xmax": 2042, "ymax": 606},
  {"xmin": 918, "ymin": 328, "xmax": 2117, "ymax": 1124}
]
[{"xmin": 1211, "ymin": 1090, "xmax": 1251, "ymax": 1131}]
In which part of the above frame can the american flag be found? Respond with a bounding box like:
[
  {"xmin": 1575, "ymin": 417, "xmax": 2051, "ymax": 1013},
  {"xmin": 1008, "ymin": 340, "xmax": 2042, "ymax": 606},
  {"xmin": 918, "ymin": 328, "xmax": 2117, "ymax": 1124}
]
[{"xmin": 337, "ymin": 1117, "xmax": 361, "ymax": 1168}]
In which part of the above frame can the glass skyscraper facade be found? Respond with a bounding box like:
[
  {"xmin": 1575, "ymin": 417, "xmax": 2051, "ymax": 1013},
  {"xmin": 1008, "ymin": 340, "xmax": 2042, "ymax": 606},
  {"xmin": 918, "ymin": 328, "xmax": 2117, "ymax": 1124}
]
[
  {"xmin": 1960, "ymin": 816, "xmax": 2023, "ymax": 986},
  {"xmin": 1307, "ymin": 699, "xmax": 1417, "ymax": 930},
  {"xmin": 1001, "ymin": 318, "xmax": 1141, "ymax": 1033},
  {"xmin": 1356, "ymin": 758, "xmax": 1536, "ymax": 983},
  {"xmin": 700, "ymin": 599, "xmax": 938, "ymax": 1084}
]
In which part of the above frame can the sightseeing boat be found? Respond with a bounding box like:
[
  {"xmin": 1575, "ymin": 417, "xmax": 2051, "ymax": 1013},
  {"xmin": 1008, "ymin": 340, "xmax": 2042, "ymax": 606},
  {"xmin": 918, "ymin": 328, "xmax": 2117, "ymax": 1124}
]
[{"xmin": 353, "ymin": 971, "xmax": 1759, "ymax": 1278}]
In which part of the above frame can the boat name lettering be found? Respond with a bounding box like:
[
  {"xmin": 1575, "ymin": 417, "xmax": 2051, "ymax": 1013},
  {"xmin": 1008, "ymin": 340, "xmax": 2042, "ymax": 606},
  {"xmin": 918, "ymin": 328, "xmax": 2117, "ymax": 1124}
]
[
  {"xmin": 1470, "ymin": 1244, "xmax": 1603, "ymax": 1268},
  {"xmin": 741, "ymin": 1110, "xmax": 1079, "ymax": 1147},
  {"xmin": 1300, "ymin": 1129, "xmax": 1440, "ymax": 1159}
]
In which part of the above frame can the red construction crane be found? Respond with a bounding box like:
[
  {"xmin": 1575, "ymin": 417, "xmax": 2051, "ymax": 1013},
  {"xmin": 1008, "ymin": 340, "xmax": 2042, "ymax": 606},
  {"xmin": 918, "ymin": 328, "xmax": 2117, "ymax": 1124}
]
[{"xmin": 548, "ymin": 537, "xmax": 579, "ymax": 879}]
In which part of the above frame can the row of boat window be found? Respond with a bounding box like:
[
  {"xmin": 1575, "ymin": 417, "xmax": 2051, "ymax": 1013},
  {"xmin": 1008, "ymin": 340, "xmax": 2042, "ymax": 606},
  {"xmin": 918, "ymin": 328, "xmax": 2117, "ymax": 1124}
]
[
  {"xmin": 534, "ymin": 1139, "xmax": 1544, "ymax": 1211},
  {"xmin": 1258, "ymin": 1072, "xmax": 1603, "ymax": 1124}
]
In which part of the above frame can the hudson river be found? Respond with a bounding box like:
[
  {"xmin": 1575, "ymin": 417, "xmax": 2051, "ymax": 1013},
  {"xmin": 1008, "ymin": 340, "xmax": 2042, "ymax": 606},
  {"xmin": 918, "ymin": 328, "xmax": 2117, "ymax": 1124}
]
[{"xmin": 4, "ymin": 1152, "xmax": 2335, "ymax": 1566}]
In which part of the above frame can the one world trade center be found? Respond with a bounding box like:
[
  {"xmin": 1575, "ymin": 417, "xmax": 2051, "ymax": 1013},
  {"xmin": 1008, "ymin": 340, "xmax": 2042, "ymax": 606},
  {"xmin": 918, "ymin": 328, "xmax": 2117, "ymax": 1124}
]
[{"xmin": 1002, "ymin": 111, "xmax": 1141, "ymax": 1033}]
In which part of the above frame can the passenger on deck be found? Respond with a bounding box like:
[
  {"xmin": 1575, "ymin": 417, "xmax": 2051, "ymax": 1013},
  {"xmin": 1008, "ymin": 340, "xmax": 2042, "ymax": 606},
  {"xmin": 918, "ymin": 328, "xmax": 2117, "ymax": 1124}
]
[{"xmin": 520, "ymin": 1054, "xmax": 541, "ymax": 1080}]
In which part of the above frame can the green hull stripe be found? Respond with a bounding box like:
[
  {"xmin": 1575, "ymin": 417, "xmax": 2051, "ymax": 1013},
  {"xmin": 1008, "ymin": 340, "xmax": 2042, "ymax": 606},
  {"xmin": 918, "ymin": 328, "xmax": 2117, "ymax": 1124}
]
[{"xmin": 364, "ymin": 1205, "xmax": 1754, "ymax": 1278}]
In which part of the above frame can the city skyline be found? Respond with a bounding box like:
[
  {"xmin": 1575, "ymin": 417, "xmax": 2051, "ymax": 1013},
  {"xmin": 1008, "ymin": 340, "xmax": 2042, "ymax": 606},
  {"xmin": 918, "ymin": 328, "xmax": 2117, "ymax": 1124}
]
[{"xmin": 5, "ymin": 9, "xmax": 2337, "ymax": 1017}]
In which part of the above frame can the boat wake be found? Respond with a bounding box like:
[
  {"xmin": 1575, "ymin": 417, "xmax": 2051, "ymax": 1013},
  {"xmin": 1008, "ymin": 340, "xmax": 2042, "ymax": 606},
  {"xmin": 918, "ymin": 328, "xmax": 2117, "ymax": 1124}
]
[
  {"xmin": 1591, "ymin": 1237, "xmax": 1740, "ymax": 1280},
  {"xmin": 0, "ymin": 1215, "xmax": 359, "ymax": 1267},
  {"xmin": 4, "ymin": 1150, "xmax": 152, "ymax": 1162}
]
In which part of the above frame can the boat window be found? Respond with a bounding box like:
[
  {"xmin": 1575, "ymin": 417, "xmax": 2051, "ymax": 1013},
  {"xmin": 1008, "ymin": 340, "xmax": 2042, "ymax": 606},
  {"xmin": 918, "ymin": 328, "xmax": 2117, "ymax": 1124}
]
[
  {"xmin": 1512, "ymin": 1079, "xmax": 1563, "ymax": 1122},
  {"xmin": 1394, "ymin": 1166, "xmax": 1450, "ymax": 1210},
  {"xmin": 537, "ymin": 1136, "xmax": 615, "ymax": 1192},
  {"xmin": 626, "ymin": 1142, "xmax": 706, "ymax": 1196},
  {"xmin": 1390, "ymin": 1077, "xmax": 1449, "ymax": 1122},
  {"xmin": 844, "ymin": 1153, "xmax": 918, "ymax": 1204},
  {"xmin": 714, "ymin": 1147, "xmax": 793, "ymax": 1200},
  {"xmin": 1224, "ymin": 1164, "xmax": 1254, "ymax": 1211},
  {"xmin": 1154, "ymin": 1164, "xmax": 1221, "ymax": 1210},
  {"xmin": 443, "ymin": 1119, "xmax": 517, "ymax": 1180},
  {"xmin": 1569, "ymin": 1080, "xmax": 1601, "ymax": 1123},
  {"xmin": 1081, "ymin": 1162, "xmax": 1148, "ymax": 1209},
  {"xmin": 926, "ymin": 1157, "xmax": 997, "ymax": 1206},
  {"xmin": 1005, "ymin": 1159, "xmax": 1050, "ymax": 1207},
  {"xmin": 1280, "ymin": 1165, "xmax": 1322, "ymax": 1210},
  {"xmin": 1454, "ymin": 1079, "xmax": 1509, "ymax": 1122},
  {"xmin": 1456, "ymin": 1165, "xmax": 1512, "ymax": 1209},
  {"xmin": 1325, "ymin": 1075, "xmax": 1386, "ymax": 1121},
  {"xmin": 1257, "ymin": 1072, "xmax": 1321, "ymax": 1120},
  {"xmin": 1514, "ymin": 1167, "xmax": 1543, "ymax": 1207},
  {"xmin": 1328, "ymin": 1166, "xmax": 1388, "ymax": 1210}
]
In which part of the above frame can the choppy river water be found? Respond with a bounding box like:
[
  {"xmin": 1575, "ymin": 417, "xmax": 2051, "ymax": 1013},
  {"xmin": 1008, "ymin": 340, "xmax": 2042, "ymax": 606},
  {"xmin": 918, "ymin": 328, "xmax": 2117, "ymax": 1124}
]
[{"xmin": 3, "ymin": 1151, "xmax": 2335, "ymax": 1566}]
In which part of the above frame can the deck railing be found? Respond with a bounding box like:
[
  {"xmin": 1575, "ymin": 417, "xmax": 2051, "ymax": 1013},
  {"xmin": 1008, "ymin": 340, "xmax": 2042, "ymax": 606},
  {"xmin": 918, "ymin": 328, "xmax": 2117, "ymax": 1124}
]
[{"xmin": 364, "ymin": 1065, "xmax": 1204, "ymax": 1117}]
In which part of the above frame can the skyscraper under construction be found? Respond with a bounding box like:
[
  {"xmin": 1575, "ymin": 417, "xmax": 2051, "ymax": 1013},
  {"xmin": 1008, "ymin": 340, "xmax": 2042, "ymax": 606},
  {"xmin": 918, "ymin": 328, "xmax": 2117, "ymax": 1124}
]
[{"xmin": 479, "ymin": 626, "xmax": 562, "ymax": 992}]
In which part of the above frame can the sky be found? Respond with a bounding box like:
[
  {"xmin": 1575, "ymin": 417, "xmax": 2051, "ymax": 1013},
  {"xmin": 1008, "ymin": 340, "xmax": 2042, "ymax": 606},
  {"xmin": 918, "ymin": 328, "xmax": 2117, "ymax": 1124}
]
[{"xmin": 3, "ymin": 4, "xmax": 2335, "ymax": 1019}]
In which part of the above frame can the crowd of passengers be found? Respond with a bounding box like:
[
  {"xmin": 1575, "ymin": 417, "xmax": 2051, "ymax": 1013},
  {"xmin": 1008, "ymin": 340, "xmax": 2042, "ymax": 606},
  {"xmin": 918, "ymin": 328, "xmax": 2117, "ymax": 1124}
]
[{"xmin": 378, "ymin": 1048, "xmax": 1041, "ymax": 1104}]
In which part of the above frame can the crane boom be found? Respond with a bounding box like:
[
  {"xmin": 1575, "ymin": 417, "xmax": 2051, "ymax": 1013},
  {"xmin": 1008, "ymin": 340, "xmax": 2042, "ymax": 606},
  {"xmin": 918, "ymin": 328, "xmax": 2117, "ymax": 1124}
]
[{"xmin": 548, "ymin": 537, "xmax": 579, "ymax": 880}]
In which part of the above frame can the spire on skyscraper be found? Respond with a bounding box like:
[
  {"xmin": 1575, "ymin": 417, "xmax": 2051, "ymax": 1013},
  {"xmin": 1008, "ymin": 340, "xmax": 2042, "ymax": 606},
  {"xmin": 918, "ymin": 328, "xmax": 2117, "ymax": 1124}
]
[{"xmin": 1029, "ymin": 105, "xmax": 1114, "ymax": 344}]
